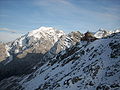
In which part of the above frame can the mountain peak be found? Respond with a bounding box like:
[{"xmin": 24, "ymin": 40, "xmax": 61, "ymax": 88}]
[
  {"xmin": 38, "ymin": 26, "xmax": 54, "ymax": 30},
  {"xmin": 94, "ymin": 29, "xmax": 120, "ymax": 38},
  {"xmin": 5, "ymin": 27, "xmax": 65, "ymax": 57},
  {"xmin": 98, "ymin": 28, "xmax": 106, "ymax": 31},
  {"xmin": 28, "ymin": 26, "xmax": 65, "ymax": 39},
  {"xmin": 34, "ymin": 26, "xmax": 55, "ymax": 32}
]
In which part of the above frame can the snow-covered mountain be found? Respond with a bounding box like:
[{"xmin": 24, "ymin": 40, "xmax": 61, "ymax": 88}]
[
  {"xmin": 1, "ymin": 27, "xmax": 65, "ymax": 64},
  {"xmin": 0, "ymin": 30, "xmax": 120, "ymax": 90},
  {"xmin": 94, "ymin": 28, "xmax": 120, "ymax": 38},
  {"xmin": 0, "ymin": 27, "xmax": 82, "ymax": 81},
  {"xmin": 1, "ymin": 28, "xmax": 119, "ymax": 64},
  {"xmin": 7, "ymin": 27, "xmax": 65, "ymax": 54}
]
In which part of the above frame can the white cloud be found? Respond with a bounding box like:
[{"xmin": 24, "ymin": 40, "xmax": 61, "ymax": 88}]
[
  {"xmin": 0, "ymin": 28, "xmax": 17, "ymax": 33},
  {"xmin": 0, "ymin": 32, "xmax": 23, "ymax": 43},
  {"xmin": 0, "ymin": 28, "xmax": 24, "ymax": 43}
]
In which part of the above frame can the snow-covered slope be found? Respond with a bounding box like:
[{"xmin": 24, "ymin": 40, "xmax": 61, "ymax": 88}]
[
  {"xmin": 94, "ymin": 29, "xmax": 120, "ymax": 38},
  {"xmin": 0, "ymin": 32, "xmax": 119, "ymax": 90}
]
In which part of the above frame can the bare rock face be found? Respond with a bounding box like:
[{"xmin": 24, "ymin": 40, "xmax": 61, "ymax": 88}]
[
  {"xmin": 81, "ymin": 31, "xmax": 97, "ymax": 42},
  {"xmin": 0, "ymin": 43, "xmax": 8, "ymax": 62},
  {"xmin": 68, "ymin": 31, "xmax": 83, "ymax": 43}
]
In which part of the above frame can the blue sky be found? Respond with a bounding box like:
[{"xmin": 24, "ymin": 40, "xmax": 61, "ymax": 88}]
[{"xmin": 0, "ymin": 0, "xmax": 120, "ymax": 42}]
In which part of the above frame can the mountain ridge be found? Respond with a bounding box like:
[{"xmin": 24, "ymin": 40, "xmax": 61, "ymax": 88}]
[
  {"xmin": 0, "ymin": 32, "xmax": 120, "ymax": 90},
  {"xmin": 0, "ymin": 27, "xmax": 120, "ymax": 90}
]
